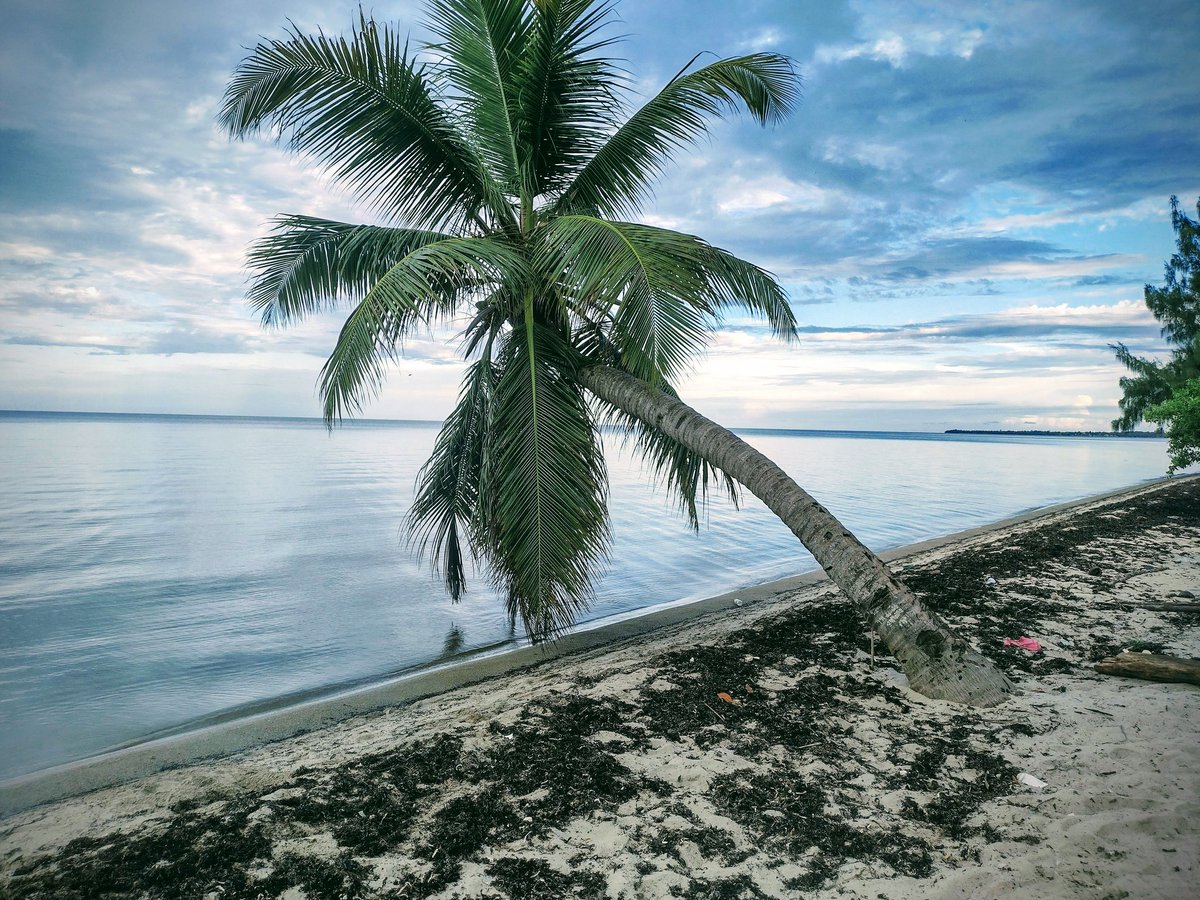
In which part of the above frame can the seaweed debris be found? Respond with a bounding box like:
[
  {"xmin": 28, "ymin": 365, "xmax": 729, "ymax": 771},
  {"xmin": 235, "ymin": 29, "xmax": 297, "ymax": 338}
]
[
  {"xmin": 486, "ymin": 857, "xmax": 606, "ymax": 900},
  {"xmin": 899, "ymin": 479, "xmax": 1200, "ymax": 672},
  {"xmin": 710, "ymin": 770, "xmax": 934, "ymax": 889}
]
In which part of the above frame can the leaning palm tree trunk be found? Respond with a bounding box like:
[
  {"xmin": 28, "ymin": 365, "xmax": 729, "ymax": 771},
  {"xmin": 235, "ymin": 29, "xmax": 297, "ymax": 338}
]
[{"xmin": 581, "ymin": 364, "xmax": 1014, "ymax": 707}]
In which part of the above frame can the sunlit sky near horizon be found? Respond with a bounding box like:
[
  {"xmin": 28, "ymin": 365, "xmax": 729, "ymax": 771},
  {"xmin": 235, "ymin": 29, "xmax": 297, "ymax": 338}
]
[{"xmin": 1, "ymin": 0, "xmax": 1197, "ymax": 431}]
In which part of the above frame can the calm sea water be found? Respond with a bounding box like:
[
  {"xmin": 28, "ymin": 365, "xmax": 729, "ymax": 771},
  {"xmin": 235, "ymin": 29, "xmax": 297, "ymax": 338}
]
[{"xmin": 0, "ymin": 411, "xmax": 1170, "ymax": 780}]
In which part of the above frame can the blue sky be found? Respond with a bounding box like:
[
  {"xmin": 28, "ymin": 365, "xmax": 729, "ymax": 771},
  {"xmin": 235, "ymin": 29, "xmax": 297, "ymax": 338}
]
[{"xmin": 0, "ymin": 0, "xmax": 1196, "ymax": 430}]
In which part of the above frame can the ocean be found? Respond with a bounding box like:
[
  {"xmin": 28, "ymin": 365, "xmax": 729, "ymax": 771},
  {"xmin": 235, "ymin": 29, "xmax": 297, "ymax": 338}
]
[{"xmin": 0, "ymin": 410, "xmax": 1170, "ymax": 781}]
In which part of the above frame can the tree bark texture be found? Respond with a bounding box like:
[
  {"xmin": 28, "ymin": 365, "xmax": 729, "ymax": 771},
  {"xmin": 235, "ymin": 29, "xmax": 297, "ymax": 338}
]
[{"xmin": 581, "ymin": 364, "xmax": 1015, "ymax": 707}]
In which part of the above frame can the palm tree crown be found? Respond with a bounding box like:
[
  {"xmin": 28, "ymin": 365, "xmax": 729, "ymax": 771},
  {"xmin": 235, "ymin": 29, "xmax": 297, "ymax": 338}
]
[{"xmin": 221, "ymin": 0, "xmax": 801, "ymax": 639}]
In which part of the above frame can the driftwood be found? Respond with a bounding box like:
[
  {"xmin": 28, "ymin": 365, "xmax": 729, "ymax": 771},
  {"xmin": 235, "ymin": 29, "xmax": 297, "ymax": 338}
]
[
  {"xmin": 1094, "ymin": 653, "xmax": 1200, "ymax": 687},
  {"xmin": 1111, "ymin": 565, "xmax": 1167, "ymax": 584}
]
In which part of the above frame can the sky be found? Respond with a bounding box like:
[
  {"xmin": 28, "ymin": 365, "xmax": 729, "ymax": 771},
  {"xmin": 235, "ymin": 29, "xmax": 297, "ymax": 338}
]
[{"xmin": 0, "ymin": 0, "xmax": 1196, "ymax": 431}]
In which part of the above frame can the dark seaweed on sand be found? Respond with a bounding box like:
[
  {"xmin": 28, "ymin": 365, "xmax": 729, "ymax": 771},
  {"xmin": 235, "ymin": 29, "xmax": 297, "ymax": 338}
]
[
  {"xmin": 487, "ymin": 857, "xmax": 607, "ymax": 900},
  {"xmin": 710, "ymin": 770, "xmax": 934, "ymax": 888},
  {"xmin": 899, "ymin": 479, "xmax": 1200, "ymax": 673},
  {"xmin": 893, "ymin": 716, "xmax": 1019, "ymax": 841},
  {"xmin": 671, "ymin": 873, "xmax": 773, "ymax": 899}
]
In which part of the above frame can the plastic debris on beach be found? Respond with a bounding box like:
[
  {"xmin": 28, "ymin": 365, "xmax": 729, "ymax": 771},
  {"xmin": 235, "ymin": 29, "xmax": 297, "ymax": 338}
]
[
  {"xmin": 1003, "ymin": 636, "xmax": 1042, "ymax": 653},
  {"xmin": 1017, "ymin": 772, "xmax": 1048, "ymax": 790}
]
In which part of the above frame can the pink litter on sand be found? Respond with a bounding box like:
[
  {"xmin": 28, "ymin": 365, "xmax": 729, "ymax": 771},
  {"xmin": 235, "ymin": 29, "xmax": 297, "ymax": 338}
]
[{"xmin": 1003, "ymin": 636, "xmax": 1042, "ymax": 653}]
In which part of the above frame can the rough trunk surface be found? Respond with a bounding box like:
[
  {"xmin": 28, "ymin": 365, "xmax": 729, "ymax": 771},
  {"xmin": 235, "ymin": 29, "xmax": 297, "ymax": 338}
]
[{"xmin": 581, "ymin": 364, "xmax": 1015, "ymax": 707}]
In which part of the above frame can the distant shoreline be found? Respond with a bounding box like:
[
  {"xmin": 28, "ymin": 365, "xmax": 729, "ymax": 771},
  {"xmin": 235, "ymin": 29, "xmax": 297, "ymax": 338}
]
[
  {"xmin": 0, "ymin": 410, "xmax": 1167, "ymax": 439},
  {"xmin": 0, "ymin": 409, "xmax": 442, "ymax": 428},
  {"xmin": 944, "ymin": 428, "xmax": 1164, "ymax": 438}
]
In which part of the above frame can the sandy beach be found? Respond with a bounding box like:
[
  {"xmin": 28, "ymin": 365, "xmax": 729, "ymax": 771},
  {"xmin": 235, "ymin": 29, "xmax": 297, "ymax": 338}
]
[{"xmin": 2, "ymin": 477, "xmax": 1198, "ymax": 899}]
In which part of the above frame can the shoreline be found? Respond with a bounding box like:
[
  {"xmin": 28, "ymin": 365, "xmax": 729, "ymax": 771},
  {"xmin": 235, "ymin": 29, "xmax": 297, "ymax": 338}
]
[
  {"xmin": 0, "ymin": 474, "xmax": 1189, "ymax": 818},
  {"xmin": 2, "ymin": 475, "xmax": 1198, "ymax": 897}
]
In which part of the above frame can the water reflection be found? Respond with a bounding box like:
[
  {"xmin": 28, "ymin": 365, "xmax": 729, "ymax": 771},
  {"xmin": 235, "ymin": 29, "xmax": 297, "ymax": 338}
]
[{"xmin": 441, "ymin": 625, "xmax": 465, "ymax": 656}]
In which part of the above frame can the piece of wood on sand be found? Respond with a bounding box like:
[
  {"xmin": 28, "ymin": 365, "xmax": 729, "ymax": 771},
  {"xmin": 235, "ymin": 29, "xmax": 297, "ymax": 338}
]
[{"xmin": 1094, "ymin": 652, "xmax": 1200, "ymax": 687}]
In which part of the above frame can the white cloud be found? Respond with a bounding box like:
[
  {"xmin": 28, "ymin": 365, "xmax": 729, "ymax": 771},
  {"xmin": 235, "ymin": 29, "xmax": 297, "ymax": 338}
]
[
  {"xmin": 975, "ymin": 195, "xmax": 1172, "ymax": 235},
  {"xmin": 658, "ymin": 298, "xmax": 1164, "ymax": 430},
  {"xmin": 714, "ymin": 174, "xmax": 841, "ymax": 215},
  {"xmin": 638, "ymin": 212, "xmax": 685, "ymax": 230},
  {"xmin": 736, "ymin": 27, "xmax": 783, "ymax": 52},
  {"xmin": 819, "ymin": 138, "xmax": 906, "ymax": 172},
  {"xmin": 815, "ymin": 25, "xmax": 986, "ymax": 68},
  {"xmin": 0, "ymin": 241, "xmax": 54, "ymax": 260}
]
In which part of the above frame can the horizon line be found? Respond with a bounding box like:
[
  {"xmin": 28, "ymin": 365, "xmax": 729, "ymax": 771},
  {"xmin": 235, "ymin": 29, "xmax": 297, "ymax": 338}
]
[{"xmin": 0, "ymin": 408, "xmax": 1161, "ymax": 438}]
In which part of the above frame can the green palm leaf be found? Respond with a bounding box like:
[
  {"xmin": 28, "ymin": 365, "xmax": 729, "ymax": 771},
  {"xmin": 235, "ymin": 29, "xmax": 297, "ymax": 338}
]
[
  {"xmin": 482, "ymin": 322, "xmax": 609, "ymax": 638},
  {"xmin": 600, "ymin": 391, "xmax": 739, "ymax": 531},
  {"xmin": 702, "ymin": 246, "xmax": 798, "ymax": 341},
  {"xmin": 318, "ymin": 236, "xmax": 527, "ymax": 423},
  {"xmin": 537, "ymin": 215, "xmax": 712, "ymax": 382},
  {"xmin": 514, "ymin": 0, "xmax": 621, "ymax": 199},
  {"xmin": 538, "ymin": 216, "xmax": 796, "ymax": 381},
  {"xmin": 219, "ymin": 14, "xmax": 511, "ymax": 231},
  {"xmin": 557, "ymin": 53, "xmax": 799, "ymax": 217},
  {"xmin": 409, "ymin": 357, "xmax": 496, "ymax": 600},
  {"xmin": 425, "ymin": 0, "xmax": 530, "ymax": 197},
  {"xmin": 246, "ymin": 215, "xmax": 451, "ymax": 326}
]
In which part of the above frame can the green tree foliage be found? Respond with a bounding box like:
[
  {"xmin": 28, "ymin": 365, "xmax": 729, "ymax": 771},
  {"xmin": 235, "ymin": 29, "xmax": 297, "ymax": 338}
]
[
  {"xmin": 1112, "ymin": 196, "xmax": 1200, "ymax": 431},
  {"xmin": 220, "ymin": 1, "xmax": 799, "ymax": 638},
  {"xmin": 1147, "ymin": 380, "xmax": 1200, "ymax": 473}
]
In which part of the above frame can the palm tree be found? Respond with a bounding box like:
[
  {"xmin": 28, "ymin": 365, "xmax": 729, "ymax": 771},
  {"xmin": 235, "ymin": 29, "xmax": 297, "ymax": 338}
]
[{"xmin": 220, "ymin": 0, "xmax": 1012, "ymax": 706}]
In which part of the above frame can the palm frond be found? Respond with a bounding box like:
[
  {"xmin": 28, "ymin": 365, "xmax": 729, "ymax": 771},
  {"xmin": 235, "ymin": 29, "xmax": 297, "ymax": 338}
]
[
  {"xmin": 219, "ymin": 14, "xmax": 512, "ymax": 231},
  {"xmin": 536, "ymin": 215, "xmax": 714, "ymax": 383},
  {"xmin": 481, "ymin": 321, "xmax": 609, "ymax": 638},
  {"xmin": 514, "ymin": 0, "xmax": 622, "ymax": 199},
  {"xmin": 408, "ymin": 357, "xmax": 496, "ymax": 599},
  {"xmin": 318, "ymin": 235, "xmax": 527, "ymax": 423},
  {"xmin": 246, "ymin": 215, "xmax": 452, "ymax": 326},
  {"xmin": 599, "ymin": 391, "xmax": 739, "ymax": 531},
  {"xmin": 461, "ymin": 286, "xmax": 519, "ymax": 358},
  {"xmin": 425, "ymin": 0, "xmax": 530, "ymax": 197},
  {"xmin": 702, "ymin": 246, "xmax": 798, "ymax": 341},
  {"xmin": 556, "ymin": 52, "xmax": 799, "ymax": 216}
]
